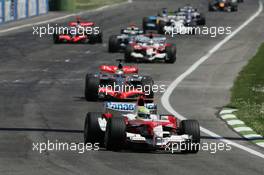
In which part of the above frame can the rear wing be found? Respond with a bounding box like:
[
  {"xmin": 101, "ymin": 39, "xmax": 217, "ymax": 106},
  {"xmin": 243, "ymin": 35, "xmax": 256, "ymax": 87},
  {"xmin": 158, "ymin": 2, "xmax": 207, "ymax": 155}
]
[
  {"xmin": 99, "ymin": 65, "xmax": 138, "ymax": 74},
  {"xmin": 104, "ymin": 102, "xmax": 157, "ymax": 113}
]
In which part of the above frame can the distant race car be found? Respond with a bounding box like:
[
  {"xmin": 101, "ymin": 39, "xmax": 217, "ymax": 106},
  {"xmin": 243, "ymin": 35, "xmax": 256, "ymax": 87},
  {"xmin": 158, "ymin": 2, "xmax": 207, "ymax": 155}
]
[
  {"xmin": 176, "ymin": 6, "xmax": 206, "ymax": 26},
  {"xmin": 208, "ymin": 0, "xmax": 238, "ymax": 12},
  {"xmin": 53, "ymin": 18, "xmax": 102, "ymax": 44},
  {"xmin": 163, "ymin": 19, "xmax": 195, "ymax": 35},
  {"xmin": 84, "ymin": 96, "xmax": 201, "ymax": 153},
  {"xmin": 143, "ymin": 8, "xmax": 205, "ymax": 34},
  {"xmin": 84, "ymin": 60, "xmax": 154, "ymax": 101},
  {"xmin": 124, "ymin": 34, "xmax": 176, "ymax": 63},
  {"xmin": 142, "ymin": 16, "xmax": 159, "ymax": 33},
  {"xmin": 108, "ymin": 25, "xmax": 144, "ymax": 52}
]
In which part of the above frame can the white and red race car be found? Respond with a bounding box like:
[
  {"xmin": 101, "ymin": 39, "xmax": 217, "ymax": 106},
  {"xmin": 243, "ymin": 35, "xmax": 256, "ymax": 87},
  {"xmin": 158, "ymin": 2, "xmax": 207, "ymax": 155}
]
[
  {"xmin": 84, "ymin": 97, "xmax": 200, "ymax": 153},
  {"xmin": 124, "ymin": 34, "xmax": 177, "ymax": 63}
]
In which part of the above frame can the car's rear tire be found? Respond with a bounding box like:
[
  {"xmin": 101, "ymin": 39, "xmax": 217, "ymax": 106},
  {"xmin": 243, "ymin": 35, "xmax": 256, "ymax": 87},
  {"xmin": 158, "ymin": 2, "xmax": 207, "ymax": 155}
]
[
  {"xmin": 108, "ymin": 35, "xmax": 120, "ymax": 52},
  {"xmin": 165, "ymin": 45, "xmax": 177, "ymax": 63},
  {"xmin": 158, "ymin": 20, "xmax": 166, "ymax": 34},
  {"xmin": 89, "ymin": 30, "xmax": 103, "ymax": 44},
  {"xmin": 208, "ymin": 5, "xmax": 214, "ymax": 11},
  {"xmin": 142, "ymin": 17, "xmax": 149, "ymax": 33},
  {"xmin": 141, "ymin": 76, "xmax": 154, "ymax": 98},
  {"xmin": 105, "ymin": 117, "xmax": 126, "ymax": 151},
  {"xmin": 84, "ymin": 74, "xmax": 99, "ymax": 101},
  {"xmin": 180, "ymin": 120, "xmax": 200, "ymax": 153},
  {"xmin": 53, "ymin": 33, "xmax": 60, "ymax": 44},
  {"xmin": 124, "ymin": 45, "xmax": 134, "ymax": 62},
  {"xmin": 198, "ymin": 14, "xmax": 206, "ymax": 25},
  {"xmin": 84, "ymin": 112, "xmax": 105, "ymax": 146},
  {"xmin": 231, "ymin": 5, "xmax": 238, "ymax": 12}
]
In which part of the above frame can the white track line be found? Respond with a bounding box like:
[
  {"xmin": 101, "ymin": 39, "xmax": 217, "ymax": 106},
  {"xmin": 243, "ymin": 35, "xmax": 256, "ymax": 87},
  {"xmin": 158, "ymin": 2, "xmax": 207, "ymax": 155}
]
[
  {"xmin": 161, "ymin": 0, "xmax": 264, "ymax": 159},
  {"xmin": 0, "ymin": 0, "xmax": 132, "ymax": 34}
]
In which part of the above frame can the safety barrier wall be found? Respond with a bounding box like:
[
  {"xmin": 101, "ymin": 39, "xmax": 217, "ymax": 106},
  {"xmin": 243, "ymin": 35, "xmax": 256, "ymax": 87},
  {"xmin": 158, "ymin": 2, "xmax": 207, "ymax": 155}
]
[{"xmin": 0, "ymin": 0, "xmax": 48, "ymax": 24}]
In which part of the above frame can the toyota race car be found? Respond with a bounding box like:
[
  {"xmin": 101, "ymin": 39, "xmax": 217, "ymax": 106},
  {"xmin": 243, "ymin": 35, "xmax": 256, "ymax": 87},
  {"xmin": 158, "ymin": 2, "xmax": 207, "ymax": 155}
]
[
  {"xmin": 84, "ymin": 97, "xmax": 201, "ymax": 153},
  {"xmin": 124, "ymin": 34, "xmax": 176, "ymax": 63},
  {"xmin": 108, "ymin": 25, "xmax": 144, "ymax": 52},
  {"xmin": 84, "ymin": 60, "xmax": 154, "ymax": 101},
  {"xmin": 53, "ymin": 18, "xmax": 102, "ymax": 44},
  {"xmin": 208, "ymin": 0, "xmax": 238, "ymax": 12}
]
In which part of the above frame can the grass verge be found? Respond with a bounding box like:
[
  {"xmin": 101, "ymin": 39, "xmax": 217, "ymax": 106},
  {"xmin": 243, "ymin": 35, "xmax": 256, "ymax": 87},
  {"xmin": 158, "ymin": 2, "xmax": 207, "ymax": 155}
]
[
  {"xmin": 76, "ymin": 0, "xmax": 126, "ymax": 10},
  {"xmin": 229, "ymin": 43, "xmax": 264, "ymax": 136}
]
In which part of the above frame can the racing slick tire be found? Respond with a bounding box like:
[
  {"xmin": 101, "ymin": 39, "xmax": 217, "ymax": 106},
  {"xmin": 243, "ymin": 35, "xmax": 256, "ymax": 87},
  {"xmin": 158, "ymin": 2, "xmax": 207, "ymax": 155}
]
[
  {"xmin": 105, "ymin": 117, "xmax": 126, "ymax": 151},
  {"xmin": 197, "ymin": 14, "xmax": 206, "ymax": 25},
  {"xmin": 89, "ymin": 30, "xmax": 103, "ymax": 44},
  {"xmin": 158, "ymin": 20, "xmax": 166, "ymax": 34},
  {"xmin": 108, "ymin": 35, "xmax": 120, "ymax": 52},
  {"xmin": 53, "ymin": 33, "xmax": 60, "ymax": 44},
  {"xmin": 141, "ymin": 76, "xmax": 154, "ymax": 99},
  {"xmin": 84, "ymin": 112, "xmax": 105, "ymax": 146},
  {"xmin": 208, "ymin": 4, "xmax": 214, "ymax": 12},
  {"xmin": 180, "ymin": 120, "xmax": 200, "ymax": 153},
  {"xmin": 124, "ymin": 45, "xmax": 134, "ymax": 62},
  {"xmin": 165, "ymin": 45, "xmax": 177, "ymax": 63},
  {"xmin": 231, "ymin": 5, "xmax": 238, "ymax": 12},
  {"xmin": 142, "ymin": 17, "xmax": 149, "ymax": 33},
  {"xmin": 84, "ymin": 74, "xmax": 99, "ymax": 101}
]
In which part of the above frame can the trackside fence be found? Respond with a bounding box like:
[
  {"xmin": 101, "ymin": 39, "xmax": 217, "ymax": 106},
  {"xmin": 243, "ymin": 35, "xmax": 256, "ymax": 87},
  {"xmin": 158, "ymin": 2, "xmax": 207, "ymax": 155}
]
[{"xmin": 0, "ymin": 0, "xmax": 49, "ymax": 24}]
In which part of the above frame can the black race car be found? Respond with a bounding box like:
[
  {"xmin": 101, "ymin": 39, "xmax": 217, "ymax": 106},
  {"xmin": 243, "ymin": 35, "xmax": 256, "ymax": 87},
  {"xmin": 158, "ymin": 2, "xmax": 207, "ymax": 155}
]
[
  {"xmin": 108, "ymin": 25, "xmax": 144, "ymax": 52},
  {"xmin": 208, "ymin": 0, "xmax": 238, "ymax": 12}
]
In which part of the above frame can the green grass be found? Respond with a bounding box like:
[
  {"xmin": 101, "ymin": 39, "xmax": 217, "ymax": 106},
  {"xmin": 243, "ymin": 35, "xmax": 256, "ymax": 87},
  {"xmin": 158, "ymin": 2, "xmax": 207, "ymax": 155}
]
[
  {"xmin": 76, "ymin": 0, "xmax": 126, "ymax": 10},
  {"xmin": 230, "ymin": 43, "xmax": 264, "ymax": 136}
]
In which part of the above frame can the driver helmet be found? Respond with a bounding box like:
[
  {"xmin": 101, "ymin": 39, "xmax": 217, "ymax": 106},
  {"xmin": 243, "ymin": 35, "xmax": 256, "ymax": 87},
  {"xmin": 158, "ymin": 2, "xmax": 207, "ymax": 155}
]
[
  {"xmin": 137, "ymin": 106, "xmax": 150, "ymax": 119},
  {"xmin": 162, "ymin": 8, "xmax": 168, "ymax": 16},
  {"xmin": 115, "ymin": 69, "xmax": 124, "ymax": 75},
  {"xmin": 148, "ymin": 39, "xmax": 154, "ymax": 45}
]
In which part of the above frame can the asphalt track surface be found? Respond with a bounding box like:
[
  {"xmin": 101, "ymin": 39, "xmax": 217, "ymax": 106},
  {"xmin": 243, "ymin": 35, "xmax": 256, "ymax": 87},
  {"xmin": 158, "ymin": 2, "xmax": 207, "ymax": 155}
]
[{"xmin": 0, "ymin": 0, "xmax": 264, "ymax": 174}]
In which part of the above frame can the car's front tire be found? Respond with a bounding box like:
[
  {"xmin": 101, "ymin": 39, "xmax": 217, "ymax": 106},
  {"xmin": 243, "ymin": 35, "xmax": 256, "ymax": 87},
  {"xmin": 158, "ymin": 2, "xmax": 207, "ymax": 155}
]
[
  {"xmin": 84, "ymin": 74, "xmax": 99, "ymax": 101},
  {"xmin": 165, "ymin": 45, "xmax": 177, "ymax": 63},
  {"xmin": 84, "ymin": 112, "xmax": 105, "ymax": 146},
  {"xmin": 108, "ymin": 35, "xmax": 120, "ymax": 52},
  {"xmin": 105, "ymin": 117, "xmax": 126, "ymax": 151},
  {"xmin": 124, "ymin": 45, "xmax": 134, "ymax": 62},
  {"xmin": 141, "ymin": 76, "xmax": 154, "ymax": 98},
  {"xmin": 180, "ymin": 120, "xmax": 200, "ymax": 153}
]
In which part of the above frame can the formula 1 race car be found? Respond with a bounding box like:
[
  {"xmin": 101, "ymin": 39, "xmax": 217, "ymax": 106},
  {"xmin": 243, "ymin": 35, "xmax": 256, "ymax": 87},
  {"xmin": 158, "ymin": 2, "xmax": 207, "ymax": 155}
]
[
  {"xmin": 142, "ymin": 16, "xmax": 159, "ymax": 33},
  {"xmin": 208, "ymin": 0, "xmax": 238, "ymax": 12},
  {"xmin": 53, "ymin": 18, "xmax": 102, "ymax": 44},
  {"xmin": 84, "ymin": 97, "xmax": 201, "ymax": 153},
  {"xmin": 176, "ymin": 6, "xmax": 206, "ymax": 26},
  {"xmin": 163, "ymin": 19, "xmax": 195, "ymax": 35},
  {"xmin": 124, "ymin": 34, "xmax": 176, "ymax": 63},
  {"xmin": 108, "ymin": 25, "xmax": 144, "ymax": 52},
  {"xmin": 84, "ymin": 60, "xmax": 154, "ymax": 101},
  {"xmin": 143, "ymin": 8, "xmax": 205, "ymax": 34}
]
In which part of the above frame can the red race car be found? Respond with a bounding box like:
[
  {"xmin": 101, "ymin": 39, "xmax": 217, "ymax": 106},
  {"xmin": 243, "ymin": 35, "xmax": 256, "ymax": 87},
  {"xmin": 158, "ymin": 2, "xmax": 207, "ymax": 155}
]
[
  {"xmin": 84, "ymin": 60, "xmax": 154, "ymax": 101},
  {"xmin": 53, "ymin": 18, "xmax": 102, "ymax": 44},
  {"xmin": 84, "ymin": 97, "xmax": 200, "ymax": 153},
  {"xmin": 124, "ymin": 33, "xmax": 177, "ymax": 63}
]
